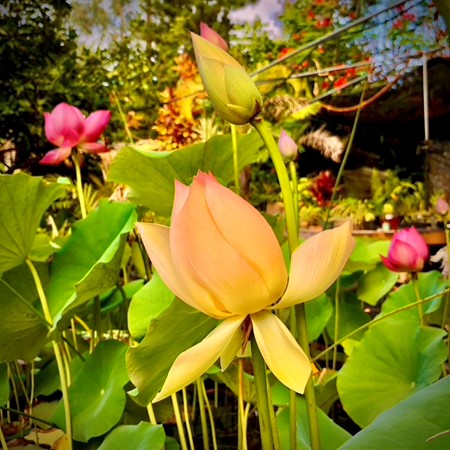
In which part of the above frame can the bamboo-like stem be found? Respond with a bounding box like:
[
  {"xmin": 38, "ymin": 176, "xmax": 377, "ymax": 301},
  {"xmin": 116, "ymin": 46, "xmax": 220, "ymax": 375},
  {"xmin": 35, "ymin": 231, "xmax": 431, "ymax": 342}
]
[
  {"xmin": 196, "ymin": 379, "xmax": 210, "ymax": 450},
  {"xmin": 332, "ymin": 279, "xmax": 341, "ymax": 371},
  {"xmin": 112, "ymin": 90, "xmax": 134, "ymax": 144},
  {"xmin": 231, "ymin": 125, "xmax": 240, "ymax": 194},
  {"xmin": 25, "ymin": 259, "xmax": 73, "ymax": 449},
  {"xmin": 312, "ymin": 288, "xmax": 450, "ymax": 362},
  {"xmin": 146, "ymin": 403, "xmax": 157, "ymax": 425},
  {"xmin": 411, "ymin": 273, "xmax": 425, "ymax": 326},
  {"xmin": 182, "ymin": 388, "xmax": 195, "ymax": 450},
  {"xmin": 289, "ymin": 161, "xmax": 299, "ymax": 230},
  {"xmin": 171, "ymin": 393, "xmax": 188, "ymax": 450},
  {"xmin": 72, "ymin": 150, "xmax": 87, "ymax": 219},
  {"xmin": 251, "ymin": 339, "xmax": 274, "ymax": 450},
  {"xmin": 200, "ymin": 381, "xmax": 218, "ymax": 450},
  {"xmin": 252, "ymin": 117, "xmax": 321, "ymax": 450},
  {"xmin": 238, "ymin": 359, "xmax": 247, "ymax": 450},
  {"xmin": 0, "ymin": 424, "xmax": 8, "ymax": 450}
]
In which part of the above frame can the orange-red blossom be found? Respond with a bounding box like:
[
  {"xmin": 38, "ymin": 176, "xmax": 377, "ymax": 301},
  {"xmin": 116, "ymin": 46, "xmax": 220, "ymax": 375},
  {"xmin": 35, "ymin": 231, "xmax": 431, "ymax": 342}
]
[{"xmin": 137, "ymin": 172, "xmax": 354, "ymax": 402}]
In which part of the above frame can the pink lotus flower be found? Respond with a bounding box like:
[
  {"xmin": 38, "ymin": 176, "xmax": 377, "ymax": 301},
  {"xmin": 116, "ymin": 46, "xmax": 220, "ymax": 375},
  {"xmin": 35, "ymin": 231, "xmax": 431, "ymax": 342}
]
[
  {"xmin": 137, "ymin": 172, "xmax": 355, "ymax": 402},
  {"xmin": 200, "ymin": 22, "xmax": 228, "ymax": 51},
  {"xmin": 40, "ymin": 103, "xmax": 111, "ymax": 165},
  {"xmin": 381, "ymin": 227, "xmax": 429, "ymax": 272}
]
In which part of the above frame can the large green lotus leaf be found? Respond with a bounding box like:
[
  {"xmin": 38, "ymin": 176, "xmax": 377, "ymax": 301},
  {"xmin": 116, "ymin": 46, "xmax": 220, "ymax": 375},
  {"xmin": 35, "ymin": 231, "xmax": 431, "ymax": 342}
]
[
  {"xmin": 340, "ymin": 376, "xmax": 450, "ymax": 450},
  {"xmin": 127, "ymin": 298, "xmax": 217, "ymax": 405},
  {"xmin": 108, "ymin": 132, "xmax": 262, "ymax": 216},
  {"xmin": 356, "ymin": 262, "xmax": 398, "ymax": 306},
  {"xmin": 273, "ymin": 382, "xmax": 351, "ymax": 450},
  {"xmin": 326, "ymin": 292, "xmax": 370, "ymax": 342},
  {"xmin": 52, "ymin": 340, "xmax": 129, "ymax": 442},
  {"xmin": 305, "ymin": 294, "xmax": 333, "ymax": 341},
  {"xmin": 0, "ymin": 363, "xmax": 9, "ymax": 406},
  {"xmin": 0, "ymin": 173, "xmax": 64, "ymax": 272},
  {"xmin": 0, "ymin": 263, "xmax": 49, "ymax": 361},
  {"xmin": 345, "ymin": 239, "xmax": 390, "ymax": 273},
  {"xmin": 46, "ymin": 201, "xmax": 136, "ymax": 327},
  {"xmin": 128, "ymin": 273, "xmax": 175, "ymax": 341},
  {"xmin": 97, "ymin": 422, "xmax": 166, "ymax": 450},
  {"xmin": 337, "ymin": 319, "xmax": 447, "ymax": 428},
  {"xmin": 381, "ymin": 271, "xmax": 445, "ymax": 321}
]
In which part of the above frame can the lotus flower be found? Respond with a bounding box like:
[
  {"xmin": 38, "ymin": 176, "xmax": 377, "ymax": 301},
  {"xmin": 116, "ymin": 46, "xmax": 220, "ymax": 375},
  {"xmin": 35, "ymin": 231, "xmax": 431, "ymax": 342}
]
[
  {"xmin": 40, "ymin": 103, "xmax": 111, "ymax": 165},
  {"xmin": 278, "ymin": 129, "xmax": 298, "ymax": 160},
  {"xmin": 137, "ymin": 172, "xmax": 355, "ymax": 402},
  {"xmin": 191, "ymin": 33, "xmax": 262, "ymax": 125},
  {"xmin": 381, "ymin": 227, "xmax": 429, "ymax": 272},
  {"xmin": 200, "ymin": 22, "xmax": 228, "ymax": 51}
]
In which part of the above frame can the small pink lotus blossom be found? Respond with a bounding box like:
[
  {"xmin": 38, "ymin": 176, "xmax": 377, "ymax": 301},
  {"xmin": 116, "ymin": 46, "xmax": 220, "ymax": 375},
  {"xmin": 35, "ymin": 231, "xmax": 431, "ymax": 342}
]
[
  {"xmin": 278, "ymin": 129, "xmax": 298, "ymax": 160},
  {"xmin": 40, "ymin": 103, "xmax": 111, "ymax": 165},
  {"xmin": 381, "ymin": 227, "xmax": 429, "ymax": 272},
  {"xmin": 200, "ymin": 22, "xmax": 228, "ymax": 51}
]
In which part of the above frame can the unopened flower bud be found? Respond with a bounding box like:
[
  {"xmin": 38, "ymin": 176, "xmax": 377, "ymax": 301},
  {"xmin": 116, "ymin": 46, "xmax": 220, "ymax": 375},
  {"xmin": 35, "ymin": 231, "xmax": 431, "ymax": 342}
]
[
  {"xmin": 278, "ymin": 129, "xmax": 298, "ymax": 160},
  {"xmin": 191, "ymin": 32, "xmax": 263, "ymax": 125}
]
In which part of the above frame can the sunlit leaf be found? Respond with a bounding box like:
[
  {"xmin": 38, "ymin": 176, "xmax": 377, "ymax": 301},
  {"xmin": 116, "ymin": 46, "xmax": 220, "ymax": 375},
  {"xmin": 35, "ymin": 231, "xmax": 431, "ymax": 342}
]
[
  {"xmin": 0, "ymin": 173, "xmax": 64, "ymax": 272},
  {"xmin": 46, "ymin": 201, "xmax": 136, "ymax": 327},
  {"xmin": 0, "ymin": 263, "xmax": 48, "ymax": 361},
  {"xmin": 126, "ymin": 298, "xmax": 217, "ymax": 405},
  {"xmin": 97, "ymin": 422, "xmax": 166, "ymax": 450},
  {"xmin": 340, "ymin": 376, "xmax": 450, "ymax": 449},
  {"xmin": 356, "ymin": 262, "xmax": 398, "ymax": 306},
  {"xmin": 128, "ymin": 273, "xmax": 175, "ymax": 341},
  {"xmin": 337, "ymin": 319, "xmax": 447, "ymax": 427},
  {"xmin": 53, "ymin": 340, "xmax": 129, "ymax": 442},
  {"xmin": 0, "ymin": 363, "xmax": 9, "ymax": 406},
  {"xmin": 108, "ymin": 132, "xmax": 262, "ymax": 216},
  {"xmin": 381, "ymin": 271, "xmax": 445, "ymax": 321}
]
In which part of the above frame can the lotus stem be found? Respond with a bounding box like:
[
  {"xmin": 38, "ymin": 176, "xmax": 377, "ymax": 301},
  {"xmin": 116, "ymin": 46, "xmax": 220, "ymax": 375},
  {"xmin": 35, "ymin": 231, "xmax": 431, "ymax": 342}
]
[
  {"xmin": 72, "ymin": 150, "xmax": 87, "ymax": 219},
  {"xmin": 231, "ymin": 124, "xmax": 240, "ymax": 194}
]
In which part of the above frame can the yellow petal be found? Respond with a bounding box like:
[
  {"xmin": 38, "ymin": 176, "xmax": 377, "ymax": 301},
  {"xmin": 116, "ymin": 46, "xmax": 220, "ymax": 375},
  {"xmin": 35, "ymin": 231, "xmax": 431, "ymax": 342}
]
[
  {"xmin": 171, "ymin": 172, "xmax": 287, "ymax": 315},
  {"xmin": 251, "ymin": 310, "xmax": 311, "ymax": 394},
  {"xmin": 136, "ymin": 222, "xmax": 230, "ymax": 319},
  {"xmin": 276, "ymin": 221, "xmax": 355, "ymax": 309},
  {"xmin": 153, "ymin": 316, "xmax": 245, "ymax": 402},
  {"xmin": 220, "ymin": 322, "xmax": 245, "ymax": 370}
]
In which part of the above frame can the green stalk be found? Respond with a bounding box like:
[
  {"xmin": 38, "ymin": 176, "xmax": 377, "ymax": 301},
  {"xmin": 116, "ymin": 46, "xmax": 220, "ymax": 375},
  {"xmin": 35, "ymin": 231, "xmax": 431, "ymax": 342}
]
[
  {"xmin": 200, "ymin": 381, "xmax": 218, "ymax": 450},
  {"xmin": 112, "ymin": 90, "xmax": 134, "ymax": 144},
  {"xmin": 182, "ymin": 388, "xmax": 195, "ymax": 450},
  {"xmin": 171, "ymin": 393, "xmax": 188, "ymax": 450},
  {"xmin": 238, "ymin": 359, "xmax": 247, "ymax": 450},
  {"xmin": 72, "ymin": 150, "xmax": 87, "ymax": 219},
  {"xmin": 312, "ymin": 288, "xmax": 450, "ymax": 362},
  {"xmin": 289, "ymin": 161, "xmax": 299, "ymax": 230},
  {"xmin": 251, "ymin": 339, "xmax": 274, "ymax": 450},
  {"xmin": 252, "ymin": 117, "xmax": 321, "ymax": 450},
  {"xmin": 231, "ymin": 124, "xmax": 240, "ymax": 194},
  {"xmin": 411, "ymin": 273, "xmax": 425, "ymax": 326},
  {"xmin": 25, "ymin": 259, "xmax": 72, "ymax": 449},
  {"xmin": 332, "ymin": 279, "xmax": 341, "ymax": 371},
  {"xmin": 196, "ymin": 379, "xmax": 210, "ymax": 450},
  {"xmin": 0, "ymin": 424, "xmax": 8, "ymax": 450}
]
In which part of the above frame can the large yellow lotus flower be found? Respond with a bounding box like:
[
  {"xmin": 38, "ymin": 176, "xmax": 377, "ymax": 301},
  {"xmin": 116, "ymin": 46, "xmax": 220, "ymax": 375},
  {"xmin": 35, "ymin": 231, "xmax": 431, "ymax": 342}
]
[{"xmin": 137, "ymin": 172, "xmax": 355, "ymax": 402}]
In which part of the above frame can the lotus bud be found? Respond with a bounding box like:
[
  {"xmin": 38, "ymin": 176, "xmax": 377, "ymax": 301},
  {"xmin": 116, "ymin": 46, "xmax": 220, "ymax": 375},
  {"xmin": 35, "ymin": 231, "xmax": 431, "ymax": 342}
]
[
  {"xmin": 278, "ymin": 129, "xmax": 298, "ymax": 160},
  {"xmin": 436, "ymin": 198, "xmax": 449, "ymax": 216},
  {"xmin": 191, "ymin": 32, "xmax": 263, "ymax": 125}
]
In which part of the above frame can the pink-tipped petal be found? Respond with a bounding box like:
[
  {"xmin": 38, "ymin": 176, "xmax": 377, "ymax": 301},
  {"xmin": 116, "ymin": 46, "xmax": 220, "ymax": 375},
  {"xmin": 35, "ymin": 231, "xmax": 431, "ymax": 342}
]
[
  {"xmin": 171, "ymin": 173, "xmax": 286, "ymax": 315},
  {"xmin": 200, "ymin": 22, "xmax": 229, "ymax": 51},
  {"xmin": 153, "ymin": 316, "xmax": 245, "ymax": 402},
  {"xmin": 251, "ymin": 310, "xmax": 311, "ymax": 394},
  {"xmin": 78, "ymin": 142, "xmax": 109, "ymax": 154},
  {"xmin": 39, "ymin": 147, "xmax": 72, "ymax": 165},
  {"xmin": 276, "ymin": 221, "xmax": 355, "ymax": 309},
  {"xmin": 136, "ymin": 222, "xmax": 231, "ymax": 319},
  {"xmin": 82, "ymin": 110, "xmax": 111, "ymax": 142}
]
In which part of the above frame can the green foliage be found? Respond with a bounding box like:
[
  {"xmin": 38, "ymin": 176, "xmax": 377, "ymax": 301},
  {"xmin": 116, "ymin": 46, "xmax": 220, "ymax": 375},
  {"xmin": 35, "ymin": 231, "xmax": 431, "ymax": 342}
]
[
  {"xmin": 337, "ymin": 319, "xmax": 447, "ymax": 427},
  {"xmin": 340, "ymin": 376, "xmax": 450, "ymax": 450}
]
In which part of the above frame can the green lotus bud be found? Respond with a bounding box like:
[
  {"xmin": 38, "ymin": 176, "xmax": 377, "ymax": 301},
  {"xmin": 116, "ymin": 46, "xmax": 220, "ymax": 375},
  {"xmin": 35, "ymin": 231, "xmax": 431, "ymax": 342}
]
[{"xmin": 191, "ymin": 32, "xmax": 263, "ymax": 125}]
